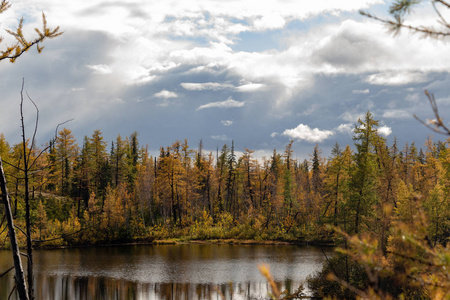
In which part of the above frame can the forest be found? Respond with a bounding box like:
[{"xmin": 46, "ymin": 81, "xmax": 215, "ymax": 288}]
[{"xmin": 0, "ymin": 110, "xmax": 449, "ymax": 298}]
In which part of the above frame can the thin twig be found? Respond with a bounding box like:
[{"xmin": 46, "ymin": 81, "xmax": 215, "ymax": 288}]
[
  {"xmin": 414, "ymin": 90, "xmax": 450, "ymax": 136},
  {"xmin": 14, "ymin": 225, "xmax": 28, "ymax": 238},
  {"xmin": 1, "ymin": 159, "xmax": 24, "ymax": 171},
  {"xmin": 432, "ymin": 1, "xmax": 450, "ymax": 29},
  {"xmin": 25, "ymin": 91, "xmax": 39, "ymax": 165},
  {"xmin": 54, "ymin": 119, "xmax": 75, "ymax": 140},
  {"xmin": 360, "ymin": 10, "xmax": 450, "ymax": 37},
  {"xmin": 32, "ymin": 223, "xmax": 97, "ymax": 244},
  {"xmin": 7, "ymin": 284, "xmax": 16, "ymax": 300},
  {"xmin": 327, "ymin": 273, "xmax": 368, "ymax": 298},
  {"xmin": 0, "ymin": 266, "xmax": 14, "ymax": 278},
  {"xmin": 435, "ymin": 0, "xmax": 450, "ymax": 9}
]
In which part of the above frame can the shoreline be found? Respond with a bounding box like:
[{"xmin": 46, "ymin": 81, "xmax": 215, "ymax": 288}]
[
  {"xmin": 23, "ymin": 238, "xmax": 335, "ymax": 250},
  {"xmin": 0, "ymin": 238, "xmax": 335, "ymax": 251}
]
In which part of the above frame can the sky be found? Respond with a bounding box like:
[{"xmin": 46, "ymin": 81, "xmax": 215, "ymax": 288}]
[{"xmin": 1, "ymin": 0, "xmax": 450, "ymax": 161}]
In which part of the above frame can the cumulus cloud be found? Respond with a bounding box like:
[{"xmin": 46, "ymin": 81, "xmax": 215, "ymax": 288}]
[
  {"xmin": 154, "ymin": 90, "xmax": 178, "ymax": 98},
  {"xmin": 280, "ymin": 120, "xmax": 391, "ymax": 143},
  {"xmin": 282, "ymin": 124, "xmax": 334, "ymax": 143},
  {"xmin": 197, "ymin": 98, "xmax": 244, "ymax": 110},
  {"xmin": 221, "ymin": 120, "xmax": 233, "ymax": 126},
  {"xmin": 252, "ymin": 13, "xmax": 286, "ymax": 31},
  {"xmin": 378, "ymin": 125, "xmax": 392, "ymax": 137}
]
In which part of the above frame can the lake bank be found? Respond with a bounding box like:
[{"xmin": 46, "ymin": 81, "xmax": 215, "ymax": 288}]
[{"xmin": 20, "ymin": 236, "xmax": 336, "ymax": 250}]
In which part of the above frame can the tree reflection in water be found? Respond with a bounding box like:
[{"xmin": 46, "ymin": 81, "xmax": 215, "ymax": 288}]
[
  {"xmin": 0, "ymin": 244, "xmax": 328, "ymax": 299},
  {"xmin": 2, "ymin": 275, "xmax": 299, "ymax": 300}
]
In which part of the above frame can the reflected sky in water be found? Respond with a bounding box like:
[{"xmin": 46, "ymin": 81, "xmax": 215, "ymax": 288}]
[{"xmin": 0, "ymin": 244, "xmax": 330, "ymax": 299}]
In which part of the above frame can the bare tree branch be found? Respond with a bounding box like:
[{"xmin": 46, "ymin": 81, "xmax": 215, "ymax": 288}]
[
  {"xmin": 360, "ymin": 10, "xmax": 450, "ymax": 37},
  {"xmin": 414, "ymin": 90, "xmax": 450, "ymax": 136},
  {"xmin": 7, "ymin": 284, "xmax": 16, "ymax": 300},
  {"xmin": 54, "ymin": 119, "xmax": 75, "ymax": 140},
  {"xmin": 14, "ymin": 225, "xmax": 28, "ymax": 238},
  {"xmin": 25, "ymin": 91, "xmax": 39, "ymax": 164},
  {"xmin": 0, "ymin": 266, "xmax": 14, "ymax": 278},
  {"xmin": 1, "ymin": 159, "xmax": 24, "ymax": 172}
]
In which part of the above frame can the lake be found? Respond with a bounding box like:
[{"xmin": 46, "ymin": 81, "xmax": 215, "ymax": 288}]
[{"xmin": 0, "ymin": 244, "xmax": 330, "ymax": 299}]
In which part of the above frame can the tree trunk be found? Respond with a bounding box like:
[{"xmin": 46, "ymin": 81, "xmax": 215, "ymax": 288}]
[
  {"xmin": 0, "ymin": 156, "xmax": 29, "ymax": 300},
  {"xmin": 20, "ymin": 88, "xmax": 34, "ymax": 300}
]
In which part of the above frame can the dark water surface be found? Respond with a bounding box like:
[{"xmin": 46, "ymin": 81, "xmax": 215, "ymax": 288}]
[{"xmin": 0, "ymin": 244, "xmax": 329, "ymax": 299}]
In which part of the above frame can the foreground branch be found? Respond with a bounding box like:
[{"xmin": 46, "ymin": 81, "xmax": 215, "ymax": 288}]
[{"xmin": 0, "ymin": 156, "xmax": 29, "ymax": 300}]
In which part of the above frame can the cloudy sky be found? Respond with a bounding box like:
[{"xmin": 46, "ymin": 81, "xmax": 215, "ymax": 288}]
[{"xmin": 1, "ymin": 0, "xmax": 450, "ymax": 160}]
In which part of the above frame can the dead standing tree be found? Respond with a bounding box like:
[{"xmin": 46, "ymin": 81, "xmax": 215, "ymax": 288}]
[
  {"xmin": 0, "ymin": 1, "xmax": 61, "ymax": 299},
  {"xmin": 0, "ymin": 159, "xmax": 28, "ymax": 300}
]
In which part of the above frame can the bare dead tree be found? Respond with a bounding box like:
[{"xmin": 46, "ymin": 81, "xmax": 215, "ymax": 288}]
[
  {"xmin": 19, "ymin": 80, "xmax": 35, "ymax": 300},
  {"xmin": 0, "ymin": 79, "xmax": 74, "ymax": 300},
  {"xmin": 0, "ymin": 158, "xmax": 28, "ymax": 299}
]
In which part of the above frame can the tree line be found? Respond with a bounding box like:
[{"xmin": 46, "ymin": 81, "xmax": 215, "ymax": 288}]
[
  {"xmin": 0, "ymin": 111, "xmax": 447, "ymax": 248},
  {"xmin": 1, "ymin": 110, "xmax": 450, "ymax": 298}
]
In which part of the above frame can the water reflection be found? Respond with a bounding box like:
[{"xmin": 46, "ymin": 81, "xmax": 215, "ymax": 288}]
[
  {"xmin": 0, "ymin": 244, "xmax": 329, "ymax": 299},
  {"xmin": 32, "ymin": 278, "xmax": 299, "ymax": 300}
]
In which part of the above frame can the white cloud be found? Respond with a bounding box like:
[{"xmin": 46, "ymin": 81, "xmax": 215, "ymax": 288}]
[
  {"xmin": 154, "ymin": 90, "xmax": 178, "ymax": 98},
  {"xmin": 86, "ymin": 64, "xmax": 112, "ymax": 75},
  {"xmin": 270, "ymin": 132, "xmax": 279, "ymax": 138},
  {"xmin": 221, "ymin": 120, "xmax": 233, "ymax": 126},
  {"xmin": 378, "ymin": 125, "xmax": 392, "ymax": 137},
  {"xmin": 182, "ymin": 82, "xmax": 265, "ymax": 93},
  {"xmin": 14, "ymin": 0, "xmax": 450, "ymax": 92},
  {"xmin": 197, "ymin": 98, "xmax": 244, "ymax": 110},
  {"xmin": 181, "ymin": 82, "xmax": 233, "ymax": 91},
  {"xmin": 335, "ymin": 123, "xmax": 354, "ymax": 134},
  {"xmin": 236, "ymin": 83, "xmax": 266, "ymax": 92},
  {"xmin": 352, "ymin": 89, "xmax": 370, "ymax": 94},
  {"xmin": 282, "ymin": 124, "xmax": 334, "ymax": 143},
  {"xmin": 34, "ymin": 1, "xmax": 391, "ymax": 90},
  {"xmin": 365, "ymin": 72, "xmax": 428, "ymax": 86},
  {"xmin": 253, "ymin": 13, "xmax": 286, "ymax": 31}
]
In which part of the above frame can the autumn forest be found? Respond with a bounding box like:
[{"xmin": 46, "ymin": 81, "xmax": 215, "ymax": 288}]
[{"xmin": 1, "ymin": 110, "xmax": 450, "ymax": 297}]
